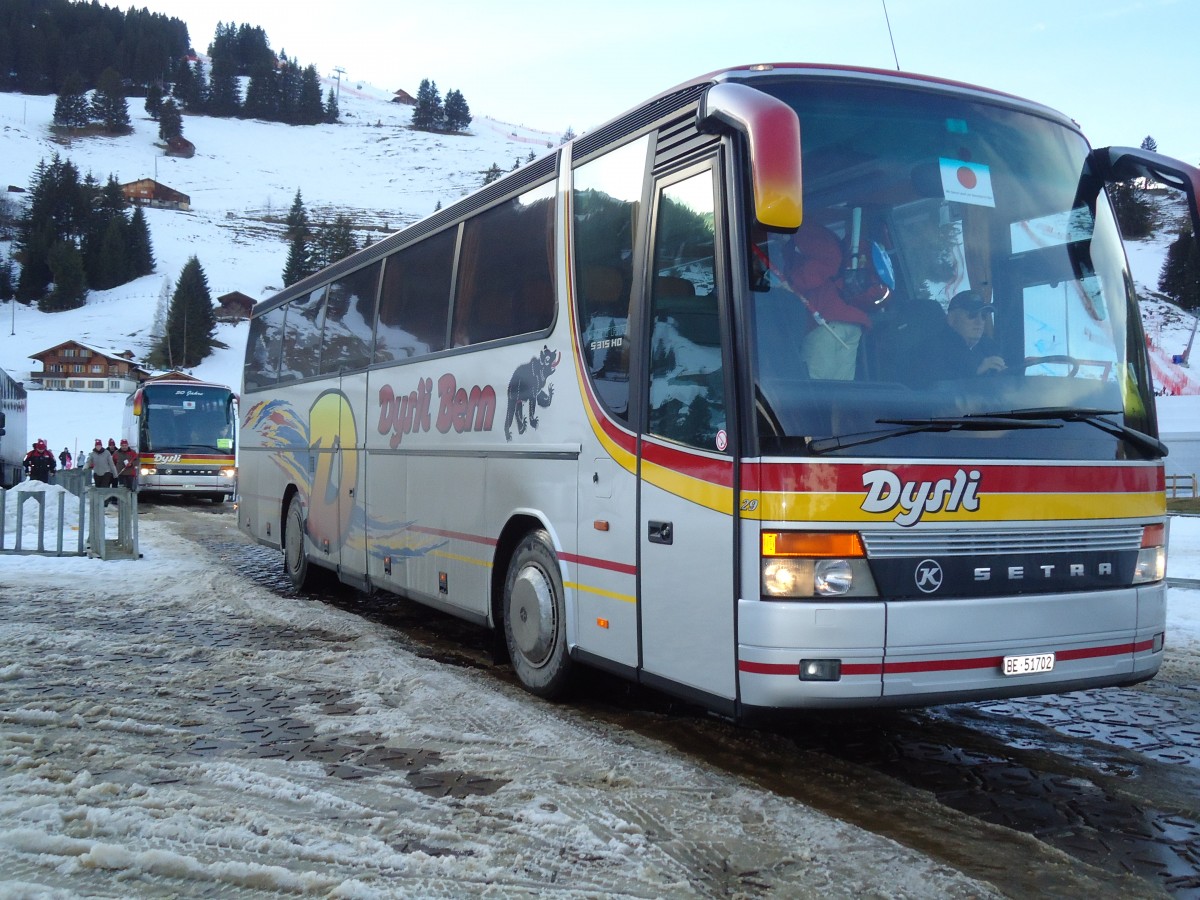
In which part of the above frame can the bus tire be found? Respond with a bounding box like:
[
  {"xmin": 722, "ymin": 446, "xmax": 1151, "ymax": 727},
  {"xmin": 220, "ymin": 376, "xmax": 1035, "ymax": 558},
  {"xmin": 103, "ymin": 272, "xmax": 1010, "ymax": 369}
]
[
  {"xmin": 283, "ymin": 493, "xmax": 315, "ymax": 592},
  {"xmin": 503, "ymin": 530, "xmax": 572, "ymax": 699}
]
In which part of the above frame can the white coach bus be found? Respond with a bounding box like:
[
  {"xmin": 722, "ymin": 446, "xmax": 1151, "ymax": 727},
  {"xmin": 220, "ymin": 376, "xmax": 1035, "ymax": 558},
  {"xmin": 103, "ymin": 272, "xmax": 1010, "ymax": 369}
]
[{"xmin": 238, "ymin": 63, "xmax": 1200, "ymax": 717}]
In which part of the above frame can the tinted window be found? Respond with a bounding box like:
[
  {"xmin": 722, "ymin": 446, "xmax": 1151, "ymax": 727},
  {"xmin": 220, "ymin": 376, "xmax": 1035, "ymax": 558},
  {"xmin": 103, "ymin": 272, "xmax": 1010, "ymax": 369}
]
[
  {"xmin": 321, "ymin": 261, "xmax": 381, "ymax": 374},
  {"xmin": 374, "ymin": 228, "xmax": 456, "ymax": 362},
  {"xmin": 278, "ymin": 286, "xmax": 327, "ymax": 381},
  {"xmin": 244, "ymin": 303, "xmax": 287, "ymax": 391},
  {"xmin": 573, "ymin": 136, "xmax": 647, "ymax": 421},
  {"xmin": 647, "ymin": 168, "xmax": 727, "ymax": 451},
  {"xmin": 452, "ymin": 182, "xmax": 555, "ymax": 346}
]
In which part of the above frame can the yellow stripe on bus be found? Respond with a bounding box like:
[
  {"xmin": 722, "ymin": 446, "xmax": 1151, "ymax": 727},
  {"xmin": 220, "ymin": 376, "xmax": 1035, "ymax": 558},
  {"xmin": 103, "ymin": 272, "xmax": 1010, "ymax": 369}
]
[
  {"xmin": 565, "ymin": 581, "xmax": 637, "ymax": 604},
  {"xmin": 640, "ymin": 458, "xmax": 734, "ymax": 514},
  {"xmin": 430, "ymin": 549, "xmax": 493, "ymax": 568},
  {"xmin": 742, "ymin": 490, "xmax": 1165, "ymax": 522}
]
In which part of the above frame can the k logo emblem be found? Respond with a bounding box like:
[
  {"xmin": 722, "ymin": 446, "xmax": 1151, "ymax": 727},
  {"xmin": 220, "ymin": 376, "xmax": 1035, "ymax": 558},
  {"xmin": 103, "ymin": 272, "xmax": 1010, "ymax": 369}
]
[{"xmin": 914, "ymin": 559, "xmax": 944, "ymax": 594}]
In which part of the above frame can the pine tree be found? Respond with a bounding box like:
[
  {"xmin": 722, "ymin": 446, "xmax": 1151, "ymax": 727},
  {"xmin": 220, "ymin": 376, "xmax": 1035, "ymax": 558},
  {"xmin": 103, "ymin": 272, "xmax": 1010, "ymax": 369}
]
[
  {"xmin": 310, "ymin": 216, "xmax": 358, "ymax": 270},
  {"xmin": 412, "ymin": 78, "xmax": 443, "ymax": 131},
  {"xmin": 144, "ymin": 83, "xmax": 164, "ymax": 120},
  {"xmin": 207, "ymin": 54, "xmax": 242, "ymax": 117},
  {"xmin": 324, "ymin": 86, "xmax": 339, "ymax": 124},
  {"xmin": 53, "ymin": 72, "xmax": 91, "ymax": 128},
  {"xmin": 171, "ymin": 56, "xmax": 200, "ymax": 110},
  {"xmin": 444, "ymin": 89, "xmax": 471, "ymax": 131},
  {"xmin": 160, "ymin": 256, "xmax": 217, "ymax": 368},
  {"xmin": 16, "ymin": 155, "xmax": 90, "ymax": 302},
  {"xmin": 92, "ymin": 216, "xmax": 129, "ymax": 290},
  {"xmin": 41, "ymin": 240, "xmax": 87, "ymax": 312},
  {"xmin": 92, "ymin": 67, "xmax": 132, "ymax": 134},
  {"xmin": 243, "ymin": 61, "xmax": 281, "ymax": 120},
  {"xmin": 147, "ymin": 275, "xmax": 173, "ymax": 365},
  {"xmin": 1159, "ymin": 223, "xmax": 1200, "ymax": 312},
  {"xmin": 284, "ymin": 189, "xmax": 310, "ymax": 243},
  {"xmin": 158, "ymin": 98, "xmax": 183, "ymax": 141},
  {"xmin": 1141, "ymin": 135, "xmax": 1158, "ymax": 154},
  {"xmin": 296, "ymin": 65, "xmax": 325, "ymax": 125},
  {"xmin": 0, "ymin": 259, "xmax": 14, "ymax": 301},
  {"xmin": 282, "ymin": 231, "xmax": 311, "ymax": 286},
  {"xmin": 482, "ymin": 163, "xmax": 503, "ymax": 186},
  {"xmin": 127, "ymin": 205, "xmax": 155, "ymax": 277},
  {"xmin": 560, "ymin": 127, "xmax": 576, "ymax": 145},
  {"xmin": 1110, "ymin": 180, "xmax": 1153, "ymax": 239}
]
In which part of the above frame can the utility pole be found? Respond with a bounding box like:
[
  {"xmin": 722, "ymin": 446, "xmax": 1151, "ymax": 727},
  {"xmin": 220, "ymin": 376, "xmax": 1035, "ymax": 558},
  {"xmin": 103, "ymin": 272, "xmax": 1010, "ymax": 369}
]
[{"xmin": 333, "ymin": 66, "xmax": 346, "ymax": 103}]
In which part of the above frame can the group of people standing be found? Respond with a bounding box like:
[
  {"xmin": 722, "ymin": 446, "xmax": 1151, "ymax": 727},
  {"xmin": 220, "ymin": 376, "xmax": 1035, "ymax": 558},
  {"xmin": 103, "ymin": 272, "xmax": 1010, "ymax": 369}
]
[{"xmin": 22, "ymin": 437, "xmax": 138, "ymax": 492}]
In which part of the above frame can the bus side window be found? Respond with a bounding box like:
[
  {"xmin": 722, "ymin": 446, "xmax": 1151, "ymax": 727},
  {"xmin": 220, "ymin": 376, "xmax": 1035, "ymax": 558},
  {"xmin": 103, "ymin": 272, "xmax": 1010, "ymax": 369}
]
[
  {"xmin": 453, "ymin": 182, "xmax": 555, "ymax": 347},
  {"xmin": 647, "ymin": 168, "xmax": 727, "ymax": 451},
  {"xmin": 374, "ymin": 229, "xmax": 455, "ymax": 363},
  {"xmin": 244, "ymin": 303, "xmax": 287, "ymax": 390},
  {"xmin": 571, "ymin": 135, "xmax": 648, "ymax": 422},
  {"xmin": 320, "ymin": 260, "xmax": 381, "ymax": 374},
  {"xmin": 281, "ymin": 285, "xmax": 327, "ymax": 380}
]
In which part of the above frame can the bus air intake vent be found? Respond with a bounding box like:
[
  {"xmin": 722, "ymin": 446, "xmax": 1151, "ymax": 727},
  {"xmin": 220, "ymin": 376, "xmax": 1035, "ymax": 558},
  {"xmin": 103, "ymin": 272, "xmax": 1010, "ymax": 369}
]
[{"xmin": 861, "ymin": 525, "xmax": 1143, "ymax": 558}]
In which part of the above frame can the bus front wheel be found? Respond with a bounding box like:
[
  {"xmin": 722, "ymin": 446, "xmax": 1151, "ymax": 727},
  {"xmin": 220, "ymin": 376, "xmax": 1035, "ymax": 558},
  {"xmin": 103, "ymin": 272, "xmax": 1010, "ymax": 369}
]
[
  {"xmin": 503, "ymin": 530, "xmax": 573, "ymax": 699},
  {"xmin": 284, "ymin": 494, "xmax": 315, "ymax": 592}
]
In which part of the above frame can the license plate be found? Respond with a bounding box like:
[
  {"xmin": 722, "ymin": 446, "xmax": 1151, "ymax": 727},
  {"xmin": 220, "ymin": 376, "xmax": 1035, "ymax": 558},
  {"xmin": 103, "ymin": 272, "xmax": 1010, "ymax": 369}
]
[{"xmin": 1002, "ymin": 653, "xmax": 1055, "ymax": 676}]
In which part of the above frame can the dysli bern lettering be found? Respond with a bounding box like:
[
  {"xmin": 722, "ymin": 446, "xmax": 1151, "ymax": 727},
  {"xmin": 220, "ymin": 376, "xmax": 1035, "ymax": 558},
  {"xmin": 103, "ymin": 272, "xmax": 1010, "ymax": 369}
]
[{"xmin": 861, "ymin": 468, "xmax": 982, "ymax": 526}]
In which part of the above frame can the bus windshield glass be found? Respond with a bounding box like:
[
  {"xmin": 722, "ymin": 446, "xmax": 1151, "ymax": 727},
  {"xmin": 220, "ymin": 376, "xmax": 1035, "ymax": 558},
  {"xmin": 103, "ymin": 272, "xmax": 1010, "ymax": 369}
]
[
  {"xmin": 142, "ymin": 384, "xmax": 236, "ymax": 453},
  {"xmin": 741, "ymin": 76, "xmax": 1156, "ymax": 460}
]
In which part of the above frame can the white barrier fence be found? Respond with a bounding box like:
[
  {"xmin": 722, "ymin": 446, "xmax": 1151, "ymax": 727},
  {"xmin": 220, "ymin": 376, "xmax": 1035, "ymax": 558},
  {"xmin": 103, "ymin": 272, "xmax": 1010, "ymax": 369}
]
[{"xmin": 0, "ymin": 480, "xmax": 139, "ymax": 560}]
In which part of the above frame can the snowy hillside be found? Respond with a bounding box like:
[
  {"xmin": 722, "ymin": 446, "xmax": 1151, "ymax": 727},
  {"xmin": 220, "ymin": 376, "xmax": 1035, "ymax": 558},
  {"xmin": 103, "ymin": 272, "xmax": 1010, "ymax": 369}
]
[
  {"xmin": 0, "ymin": 81, "xmax": 557, "ymax": 452},
  {"xmin": 0, "ymin": 81, "xmax": 1196, "ymax": 457}
]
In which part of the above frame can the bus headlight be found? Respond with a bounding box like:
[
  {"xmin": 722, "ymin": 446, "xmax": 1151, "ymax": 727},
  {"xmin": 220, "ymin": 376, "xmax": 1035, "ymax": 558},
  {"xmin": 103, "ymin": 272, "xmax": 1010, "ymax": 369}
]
[
  {"xmin": 220, "ymin": 468, "xmax": 236, "ymax": 479},
  {"xmin": 761, "ymin": 532, "xmax": 878, "ymax": 599},
  {"xmin": 1133, "ymin": 523, "xmax": 1166, "ymax": 584},
  {"xmin": 140, "ymin": 465, "xmax": 156, "ymax": 477}
]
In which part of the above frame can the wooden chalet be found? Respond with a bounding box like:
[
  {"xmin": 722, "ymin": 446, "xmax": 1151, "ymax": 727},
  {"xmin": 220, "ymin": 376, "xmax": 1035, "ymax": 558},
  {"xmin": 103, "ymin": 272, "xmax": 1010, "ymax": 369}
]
[
  {"xmin": 120, "ymin": 178, "xmax": 191, "ymax": 211},
  {"xmin": 216, "ymin": 291, "xmax": 256, "ymax": 322},
  {"xmin": 29, "ymin": 341, "xmax": 151, "ymax": 393}
]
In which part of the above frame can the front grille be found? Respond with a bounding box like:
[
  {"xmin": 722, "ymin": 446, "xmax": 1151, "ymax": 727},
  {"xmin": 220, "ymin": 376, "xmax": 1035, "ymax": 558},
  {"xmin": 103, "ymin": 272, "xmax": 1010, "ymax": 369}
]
[{"xmin": 862, "ymin": 525, "xmax": 1143, "ymax": 558}]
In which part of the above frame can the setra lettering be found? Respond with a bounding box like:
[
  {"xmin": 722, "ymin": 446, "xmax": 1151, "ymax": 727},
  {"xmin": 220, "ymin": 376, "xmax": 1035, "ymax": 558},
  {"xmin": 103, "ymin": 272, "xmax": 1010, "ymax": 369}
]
[{"xmin": 861, "ymin": 468, "xmax": 981, "ymax": 526}]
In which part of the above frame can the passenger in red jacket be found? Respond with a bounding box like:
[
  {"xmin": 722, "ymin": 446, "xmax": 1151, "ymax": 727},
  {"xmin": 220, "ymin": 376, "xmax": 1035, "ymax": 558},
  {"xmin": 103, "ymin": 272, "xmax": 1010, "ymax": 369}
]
[{"xmin": 23, "ymin": 439, "xmax": 57, "ymax": 483}]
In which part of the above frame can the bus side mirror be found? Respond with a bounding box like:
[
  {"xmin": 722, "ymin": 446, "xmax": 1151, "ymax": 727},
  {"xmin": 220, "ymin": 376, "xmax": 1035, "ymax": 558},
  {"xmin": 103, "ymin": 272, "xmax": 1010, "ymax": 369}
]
[
  {"xmin": 1091, "ymin": 146, "xmax": 1200, "ymax": 245},
  {"xmin": 697, "ymin": 82, "xmax": 804, "ymax": 231}
]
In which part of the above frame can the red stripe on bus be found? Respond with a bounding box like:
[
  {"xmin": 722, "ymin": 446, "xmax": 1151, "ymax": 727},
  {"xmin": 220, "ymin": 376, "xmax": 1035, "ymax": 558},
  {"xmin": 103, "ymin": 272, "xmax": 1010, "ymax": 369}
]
[
  {"xmin": 409, "ymin": 525, "xmax": 498, "ymax": 547},
  {"xmin": 739, "ymin": 639, "xmax": 1156, "ymax": 677},
  {"xmin": 407, "ymin": 525, "xmax": 636, "ymax": 576},
  {"xmin": 744, "ymin": 462, "xmax": 1162, "ymax": 494},
  {"xmin": 559, "ymin": 552, "xmax": 638, "ymax": 576},
  {"xmin": 641, "ymin": 440, "xmax": 734, "ymax": 485}
]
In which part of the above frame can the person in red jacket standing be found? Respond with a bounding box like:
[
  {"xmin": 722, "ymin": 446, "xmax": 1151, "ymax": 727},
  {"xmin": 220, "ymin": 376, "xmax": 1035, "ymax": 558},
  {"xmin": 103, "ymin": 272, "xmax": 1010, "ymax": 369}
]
[
  {"xmin": 114, "ymin": 438, "xmax": 138, "ymax": 492},
  {"xmin": 23, "ymin": 439, "xmax": 57, "ymax": 483}
]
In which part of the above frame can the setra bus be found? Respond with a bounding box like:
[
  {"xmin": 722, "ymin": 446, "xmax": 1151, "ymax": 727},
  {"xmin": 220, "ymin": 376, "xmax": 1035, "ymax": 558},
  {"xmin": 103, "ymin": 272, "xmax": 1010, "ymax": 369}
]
[
  {"xmin": 238, "ymin": 63, "xmax": 1200, "ymax": 717},
  {"xmin": 124, "ymin": 379, "xmax": 238, "ymax": 502}
]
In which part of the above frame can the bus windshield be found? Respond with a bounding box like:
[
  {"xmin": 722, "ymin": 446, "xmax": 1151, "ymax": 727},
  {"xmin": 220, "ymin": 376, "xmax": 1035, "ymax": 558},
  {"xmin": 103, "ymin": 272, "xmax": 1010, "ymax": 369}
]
[
  {"xmin": 142, "ymin": 384, "xmax": 236, "ymax": 453},
  {"xmin": 742, "ymin": 76, "xmax": 1156, "ymax": 461}
]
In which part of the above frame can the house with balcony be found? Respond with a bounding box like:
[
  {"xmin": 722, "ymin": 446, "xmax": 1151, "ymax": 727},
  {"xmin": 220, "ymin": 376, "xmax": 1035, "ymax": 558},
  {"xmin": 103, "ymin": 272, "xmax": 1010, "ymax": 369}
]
[{"xmin": 28, "ymin": 342, "xmax": 152, "ymax": 392}]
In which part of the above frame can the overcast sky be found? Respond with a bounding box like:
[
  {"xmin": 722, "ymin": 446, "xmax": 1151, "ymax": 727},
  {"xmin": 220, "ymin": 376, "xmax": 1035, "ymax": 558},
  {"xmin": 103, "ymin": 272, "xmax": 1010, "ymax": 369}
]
[{"xmin": 129, "ymin": 0, "xmax": 1198, "ymax": 160}]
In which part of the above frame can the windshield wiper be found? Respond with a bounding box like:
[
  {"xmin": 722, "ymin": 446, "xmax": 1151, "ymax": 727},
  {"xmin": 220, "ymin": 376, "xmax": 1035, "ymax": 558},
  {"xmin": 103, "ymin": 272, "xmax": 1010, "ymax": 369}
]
[
  {"xmin": 972, "ymin": 407, "xmax": 1168, "ymax": 458},
  {"xmin": 807, "ymin": 415, "xmax": 1059, "ymax": 455}
]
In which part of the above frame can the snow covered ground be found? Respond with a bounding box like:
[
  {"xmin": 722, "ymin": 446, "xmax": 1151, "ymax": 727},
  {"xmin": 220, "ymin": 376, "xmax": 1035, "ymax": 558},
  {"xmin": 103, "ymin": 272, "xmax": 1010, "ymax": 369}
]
[{"xmin": 2, "ymin": 74, "xmax": 1199, "ymax": 898}]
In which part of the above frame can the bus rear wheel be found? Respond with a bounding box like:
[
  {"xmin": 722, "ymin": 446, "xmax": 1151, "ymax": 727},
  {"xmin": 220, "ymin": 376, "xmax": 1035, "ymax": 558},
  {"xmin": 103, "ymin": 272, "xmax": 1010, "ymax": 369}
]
[
  {"xmin": 283, "ymin": 493, "xmax": 315, "ymax": 592},
  {"xmin": 503, "ymin": 530, "xmax": 572, "ymax": 699}
]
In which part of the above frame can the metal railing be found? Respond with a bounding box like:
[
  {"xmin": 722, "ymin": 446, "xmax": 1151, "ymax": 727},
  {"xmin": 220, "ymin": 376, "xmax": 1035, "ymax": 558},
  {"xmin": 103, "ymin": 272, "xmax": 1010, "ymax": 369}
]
[{"xmin": 0, "ymin": 481, "xmax": 138, "ymax": 559}]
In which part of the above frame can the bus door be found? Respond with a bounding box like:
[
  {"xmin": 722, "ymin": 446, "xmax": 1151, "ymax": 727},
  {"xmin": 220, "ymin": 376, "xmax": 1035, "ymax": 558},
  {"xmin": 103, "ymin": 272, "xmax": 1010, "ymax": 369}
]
[
  {"xmin": 637, "ymin": 161, "xmax": 737, "ymax": 702},
  {"xmin": 336, "ymin": 371, "xmax": 368, "ymax": 585},
  {"xmin": 306, "ymin": 377, "xmax": 366, "ymax": 586}
]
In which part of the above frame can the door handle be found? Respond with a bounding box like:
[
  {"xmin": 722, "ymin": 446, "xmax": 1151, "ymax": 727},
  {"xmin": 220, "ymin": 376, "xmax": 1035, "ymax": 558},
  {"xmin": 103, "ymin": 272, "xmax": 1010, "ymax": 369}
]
[{"xmin": 648, "ymin": 520, "xmax": 673, "ymax": 545}]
